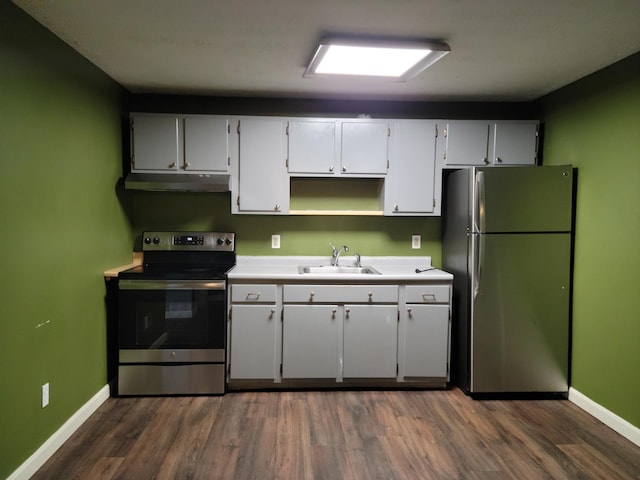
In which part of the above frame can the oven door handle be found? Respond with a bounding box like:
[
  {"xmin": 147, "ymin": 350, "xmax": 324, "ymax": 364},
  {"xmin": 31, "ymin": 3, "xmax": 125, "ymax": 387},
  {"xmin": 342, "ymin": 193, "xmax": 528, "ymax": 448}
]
[{"xmin": 118, "ymin": 279, "xmax": 226, "ymax": 290}]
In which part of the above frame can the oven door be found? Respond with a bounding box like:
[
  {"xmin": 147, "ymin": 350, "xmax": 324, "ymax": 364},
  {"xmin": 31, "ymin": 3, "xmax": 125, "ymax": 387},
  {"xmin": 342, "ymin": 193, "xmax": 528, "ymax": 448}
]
[{"xmin": 118, "ymin": 279, "xmax": 226, "ymax": 360}]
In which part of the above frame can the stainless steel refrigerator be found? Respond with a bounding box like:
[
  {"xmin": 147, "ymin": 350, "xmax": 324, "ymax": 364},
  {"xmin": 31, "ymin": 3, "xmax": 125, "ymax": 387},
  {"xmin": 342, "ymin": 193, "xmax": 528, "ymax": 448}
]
[{"xmin": 443, "ymin": 166, "xmax": 575, "ymax": 395}]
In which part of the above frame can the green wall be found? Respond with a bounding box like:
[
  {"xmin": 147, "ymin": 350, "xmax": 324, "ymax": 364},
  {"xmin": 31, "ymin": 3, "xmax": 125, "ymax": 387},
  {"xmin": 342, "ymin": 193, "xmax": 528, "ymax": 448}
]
[
  {"xmin": 539, "ymin": 53, "xmax": 640, "ymax": 428},
  {"xmin": 0, "ymin": 2, "xmax": 132, "ymax": 477},
  {"xmin": 132, "ymin": 192, "xmax": 443, "ymax": 264}
]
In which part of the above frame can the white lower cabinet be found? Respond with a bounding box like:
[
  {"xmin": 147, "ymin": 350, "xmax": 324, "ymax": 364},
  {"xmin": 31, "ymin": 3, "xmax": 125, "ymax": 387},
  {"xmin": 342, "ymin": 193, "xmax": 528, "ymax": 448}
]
[
  {"xmin": 228, "ymin": 284, "xmax": 280, "ymax": 380},
  {"xmin": 399, "ymin": 284, "xmax": 451, "ymax": 380},
  {"xmin": 282, "ymin": 305, "xmax": 340, "ymax": 378},
  {"xmin": 343, "ymin": 305, "xmax": 398, "ymax": 378}
]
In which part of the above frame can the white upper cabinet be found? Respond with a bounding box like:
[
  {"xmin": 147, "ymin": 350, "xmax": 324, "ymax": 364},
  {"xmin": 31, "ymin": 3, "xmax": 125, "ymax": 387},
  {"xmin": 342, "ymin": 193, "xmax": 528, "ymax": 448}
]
[
  {"xmin": 183, "ymin": 116, "xmax": 229, "ymax": 172},
  {"xmin": 231, "ymin": 116, "xmax": 289, "ymax": 214},
  {"xmin": 340, "ymin": 120, "xmax": 389, "ymax": 175},
  {"xmin": 440, "ymin": 120, "xmax": 539, "ymax": 167},
  {"xmin": 287, "ymin": 120, "xmax": 337, "ymax": 174},
  {"xmin": 130, "ymin": 114, "xmax": 229, "ymax": 173},
  {"xmin": 286, "ymin": 118, "xmax": 389, "ymax": 176},
  {"xmin": 384, "ymin": 120, "xmax": 440, "ymax": 216}
]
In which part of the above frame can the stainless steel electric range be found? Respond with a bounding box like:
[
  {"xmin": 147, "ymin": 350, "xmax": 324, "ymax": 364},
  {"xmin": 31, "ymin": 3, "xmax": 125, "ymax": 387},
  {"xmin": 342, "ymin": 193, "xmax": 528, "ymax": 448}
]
[{"xmin": 117, "ymin": 231, "xmax": 236, "ymax": 396}]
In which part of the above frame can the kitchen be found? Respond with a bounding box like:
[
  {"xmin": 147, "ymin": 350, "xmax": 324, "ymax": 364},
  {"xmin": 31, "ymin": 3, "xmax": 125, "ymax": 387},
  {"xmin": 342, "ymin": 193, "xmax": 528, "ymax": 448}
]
[{"xmin": 1, "ymin": 0, "xmax": 639, "ymax": 478}]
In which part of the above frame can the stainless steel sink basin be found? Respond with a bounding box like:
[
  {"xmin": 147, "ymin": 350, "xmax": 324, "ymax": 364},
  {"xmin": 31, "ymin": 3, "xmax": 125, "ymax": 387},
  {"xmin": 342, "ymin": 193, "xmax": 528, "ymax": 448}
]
[{"xmin": 298, "ymin": 265, "xmax": 381, "ymax": 275}]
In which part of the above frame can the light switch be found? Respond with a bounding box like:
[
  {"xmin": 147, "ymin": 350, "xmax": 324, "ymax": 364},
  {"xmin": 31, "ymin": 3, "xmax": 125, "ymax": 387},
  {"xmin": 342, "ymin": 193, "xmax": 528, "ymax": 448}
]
[
  {"xmin": 412, "ymin": 235, "xmax": 421, "ymax": 249},
  {"xmin": 272, "ymin": 235, "xmax": 281, "ymax": 249}
]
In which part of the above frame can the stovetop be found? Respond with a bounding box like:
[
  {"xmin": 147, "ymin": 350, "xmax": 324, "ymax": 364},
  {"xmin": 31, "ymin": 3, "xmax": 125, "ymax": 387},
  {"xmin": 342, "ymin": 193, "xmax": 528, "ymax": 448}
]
[{"xmin": 118, "ymin": 231, "xmax": 236, "ymax": 280}]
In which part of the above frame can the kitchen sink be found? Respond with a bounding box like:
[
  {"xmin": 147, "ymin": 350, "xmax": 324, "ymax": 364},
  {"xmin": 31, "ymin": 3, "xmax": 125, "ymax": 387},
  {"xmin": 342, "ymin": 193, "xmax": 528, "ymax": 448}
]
[{"xmin": 297, "ymin": 265, "xmax": 381, "ymax": 275}]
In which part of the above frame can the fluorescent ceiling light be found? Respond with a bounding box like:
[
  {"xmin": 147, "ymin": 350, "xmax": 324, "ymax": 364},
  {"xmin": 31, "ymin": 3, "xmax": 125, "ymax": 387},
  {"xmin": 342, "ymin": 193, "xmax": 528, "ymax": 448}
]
[{"xmin": 304, "ymin": 38, "xmax": 450, "ymax": 81}]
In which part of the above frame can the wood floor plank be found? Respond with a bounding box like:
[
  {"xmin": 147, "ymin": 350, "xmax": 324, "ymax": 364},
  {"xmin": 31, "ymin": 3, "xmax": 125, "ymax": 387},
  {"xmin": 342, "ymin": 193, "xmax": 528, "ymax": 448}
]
[{"xmin": 31, "ymin": 388, "xmax": 640, "ymax": 480}]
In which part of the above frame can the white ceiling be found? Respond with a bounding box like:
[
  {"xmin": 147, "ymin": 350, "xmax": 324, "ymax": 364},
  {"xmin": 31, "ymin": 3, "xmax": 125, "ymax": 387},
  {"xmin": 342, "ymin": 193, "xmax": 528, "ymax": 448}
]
[{"xmin": 12, "ymin": 0, "xmax": 640, "ymax": 102}]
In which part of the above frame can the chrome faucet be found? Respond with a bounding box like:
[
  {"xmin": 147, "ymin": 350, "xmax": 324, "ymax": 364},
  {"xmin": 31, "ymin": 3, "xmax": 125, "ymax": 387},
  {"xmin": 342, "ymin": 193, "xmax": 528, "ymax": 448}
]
[
  {"xmin": 330, "ymin": 243, "xmax": 349, "ymax": 266},
  {"xmin": 354, "ymin": 253, "xmax": 361, "ymax": 268}
]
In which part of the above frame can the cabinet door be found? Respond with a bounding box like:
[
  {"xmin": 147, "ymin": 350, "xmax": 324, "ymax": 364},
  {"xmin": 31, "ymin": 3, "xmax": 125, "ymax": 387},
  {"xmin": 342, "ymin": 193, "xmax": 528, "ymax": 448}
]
[
  {"xmin": 385, "ymin": 120, "xmax": 438, "ymax": 215},
  {"xmin": 492, "ymin": 122, "xmax": 538, "ymax": 165},
  {"xmin": 340, "ymin": 121, "xmax": 389, "ymax": 174},
  {"xmin": 287, "ymin": 120, "xmax": 336, "ymax": 174},
  {"xmin": 403, "ymin": 304, "xmax": 449, "ymax": 378},
  {"xmin": 444, "ymin": 121, "xmax": 490, "ymax": 166},
  {"xmin": 236, "ymin": 118, "xmax": 288, "ymax": 213},
  {"xmin": 131, "ymin": 115, "xmax": 181, "ymax": 171},
  {"xmin": 184, "ymin": 116, "xmax": 229, "ymax": 172},
  {"xmin": 229, "ymin": 305, "xmax": 278, "ymax": 379},
  {"xmin": 343, "ymin": 305, "xmax": 398, "ymax": 378},
  {"xmin": 282, "ymin": 305, "xmax": 339, "ymax": 378}
]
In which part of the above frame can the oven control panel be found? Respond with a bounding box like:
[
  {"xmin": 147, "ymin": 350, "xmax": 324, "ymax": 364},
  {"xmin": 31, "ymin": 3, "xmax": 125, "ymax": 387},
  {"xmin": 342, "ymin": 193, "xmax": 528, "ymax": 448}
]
[{"xmin": 142, "ymin": 232, "xmax": 235, "ymax": 252}]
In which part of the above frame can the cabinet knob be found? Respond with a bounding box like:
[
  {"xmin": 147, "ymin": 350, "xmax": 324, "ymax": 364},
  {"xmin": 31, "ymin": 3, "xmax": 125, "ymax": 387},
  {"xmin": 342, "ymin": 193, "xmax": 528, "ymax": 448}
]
[
  {"xmin": 345, "ymin": 307, "xmax": 350, "ymax": 318},
  {"xmin": 496, "ymin": 157, "xmax": 503, "ymax": 163},
  {"xmin": 483, "ymin": 158, "xmax": 489, "ymax": 165},
  {"xmin": 329, "ymin": 165, "xmax": 334, "ymax": 172},
  {"xmin": 309, "ymin": 292, "xmax": 315, "ymax": 301},
  {"xmin": 342, "ymin": 165, "xmax": 347, "ymax": 172},
  {"xmin": 394, "ymin": 205, "xmax": 399, "ymax": 212},
  {"xmin": 407, "ymin": 307, "xmax": 412, "ymax": 317},
  {"xmin": 169, "ymin": 162, "xmax": 176, "ymax": 169},
  {"xmin": 184, "ymin": 162, "xmax": 191, "ymax": 169},
  {"xmin": 275, "ymin": 204, "xmax": 281, "ymax": 211},
  {"xmin": 269, "ymin": 308, "xmax": 276, "ymax": 319},
  {"xmin": 368, "ymin": 292, "xmax": 373, "ymax": 300}
]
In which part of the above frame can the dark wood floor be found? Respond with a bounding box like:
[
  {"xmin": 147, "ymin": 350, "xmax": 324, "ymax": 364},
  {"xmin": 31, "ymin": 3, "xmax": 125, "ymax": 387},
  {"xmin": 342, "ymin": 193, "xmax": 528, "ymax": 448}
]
[{"xmin": 33, "ymin": 388, "xmax": 640, "ymax": 479}]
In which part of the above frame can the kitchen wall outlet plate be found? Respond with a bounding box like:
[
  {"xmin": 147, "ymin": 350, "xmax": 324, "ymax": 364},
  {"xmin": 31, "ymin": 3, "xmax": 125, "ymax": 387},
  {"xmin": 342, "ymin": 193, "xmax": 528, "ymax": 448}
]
[
  {"xmin": 42, "ymin": 383, "xmax": 49, "ymax": 408},
  {"xmin": 412, "ymin": 235, "xmax": 421, "ymax": 249},
  {"xmin": 272, "ymin": 235, "xmax": 281, "ymax": 249}
]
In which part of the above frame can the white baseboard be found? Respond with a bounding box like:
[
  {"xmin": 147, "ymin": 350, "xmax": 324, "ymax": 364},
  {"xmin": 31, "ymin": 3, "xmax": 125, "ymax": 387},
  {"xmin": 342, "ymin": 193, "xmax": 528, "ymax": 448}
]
[
  {"xmin": 569, "ymin": 387, "xmax": 640, "ymax": 447},
  {"xmin": 8, "ymin": 384, "xmax": 110, "ymax": 480}
]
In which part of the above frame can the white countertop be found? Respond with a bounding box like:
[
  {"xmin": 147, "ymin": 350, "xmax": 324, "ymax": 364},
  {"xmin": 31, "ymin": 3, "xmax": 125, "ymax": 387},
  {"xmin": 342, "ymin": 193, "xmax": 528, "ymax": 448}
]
[{"xmin": 227, "ymin": 256, "xmax": 453, "ymax": 282}]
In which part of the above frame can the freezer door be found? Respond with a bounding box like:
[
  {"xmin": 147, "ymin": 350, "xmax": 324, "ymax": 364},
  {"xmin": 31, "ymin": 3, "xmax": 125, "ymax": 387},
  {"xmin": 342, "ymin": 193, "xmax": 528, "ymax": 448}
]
[
  {"xmin": 470, "ymin": 232, "xmax": 571, "ymax": 393},
  {"xmin": 472, "ymin": 166, "xmax": 573, "ymax": 233}
]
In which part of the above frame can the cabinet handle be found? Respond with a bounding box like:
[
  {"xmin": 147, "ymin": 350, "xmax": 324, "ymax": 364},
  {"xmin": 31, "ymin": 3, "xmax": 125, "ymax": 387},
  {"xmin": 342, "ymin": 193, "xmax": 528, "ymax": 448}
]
[
  {"xmin": 169, "ymin": 162, "xmax": 176, "ymax": 169},
  {"xmin": 329, "ymin": 165, "xmax": 334, "ymax": 172},
  {"xmin": 275, "ymin": 204, "xmax": 281, "ymax": 212},
  {"xmin": 246, "ymin": 292, "xmax": 261, "ymax": 300},
  {"xmin": 407, "ymin": 307, "xmax": 412, "ymax": 317},
  {"xmin": 269, "ymin": 308, "xmax": 276, "ymax": 319},
  {"xmin": 394, "ymin": 205, "xmax": 399, "ymax": 212},
  {"xmin": 342, "ymin": 165, "xmax": 347, "ymax": 172},
  {"xmin": 422, "ymin": 293, "xmax": 437, "ymax": 301},
  {"xmin": 496, "ymin": 157, "xmax": 503, "ymax": 163},
  {"xmin": 184, "ymin": 162, "xmax": 191, "ymax": 169},
  {"xmin": 345, "ymin": 307, "xmax": 350, "ymax": 318},
  {"xmin": 368, "ymin": 292, "xmax": 373, "ymax": 301},
  {"xmin": 309, "ymin": 292, "xmax": 315, "ymax": 301},
  {"xmin": 332, "ymin": 308, "xmax": 337, "ymax": 319},
  {"xmin": 483, "ymin": 158, "xmax": 489, "ymax": 165}
]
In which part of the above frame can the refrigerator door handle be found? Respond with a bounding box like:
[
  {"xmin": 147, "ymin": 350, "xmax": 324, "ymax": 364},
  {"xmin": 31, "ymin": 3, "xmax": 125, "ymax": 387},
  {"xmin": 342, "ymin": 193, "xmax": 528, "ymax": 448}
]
[
  {"xmin": 474, "ymin": 170, "xmax": 486, "ymax": 233},
  {"xmin": 473, "ymin": 235, "xmax": 483, "ymax": 300}
]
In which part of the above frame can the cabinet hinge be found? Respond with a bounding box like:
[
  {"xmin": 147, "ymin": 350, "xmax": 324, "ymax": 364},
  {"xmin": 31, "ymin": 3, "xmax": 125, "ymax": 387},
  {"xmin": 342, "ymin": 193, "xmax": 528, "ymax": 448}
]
[
  {"xmin": 228, "ymin": 307, "xmax": 232, "ymax": 320},
  {"xmin": 286, "ymin": 124, "xmax": 289, "ymax": 136},
  {"xmin": 388, "ymin": 127, "xmax": 391, "ymax": 137},
  {"xmin": 387, "ymin": 159, "xmax": 390, "ymax": 169},
  {"xmin": 286, "ymin": 158, "xmax": 289, "ymax": 168},
  {"xmin": 237, "ymin": 196, "xmax": 240, "ymax": 206},
  {"xmin": 397, "ymin": 310, "xmax": 400, "ymax": 322},
  {"xmin": 280, "ymin": 364, "xmax": 283, "ymax": 375},
  {"xmin": 227, "ymin": 156, "xmax": 230, "ymax": 166},
  {"xmin": 227, "ymin": 123, "xmax": 231, "ymax": 134},
  {"xmin": 237, "ymin": 122, "xmax": 240, "ymax": 135},
  {"xmin": 435, "ymin": 124, "xmax": 438, "ymax": 137},
  {"xmin": 433, "ymin": 198, "xmax": 436, "ymax": 208}
]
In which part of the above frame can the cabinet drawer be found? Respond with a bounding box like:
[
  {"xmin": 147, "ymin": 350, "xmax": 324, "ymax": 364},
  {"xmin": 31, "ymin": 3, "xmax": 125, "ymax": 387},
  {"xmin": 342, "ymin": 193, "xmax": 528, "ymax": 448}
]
[
  {"xmin": 405, "ymin": 285, "xmax": 450, "ymax": 304},
  {"xmin": 283, "ymin": 285, "xmax": 398, "ymax": 303},
  {"xmin": 231, "ymin": 284, "xmax": 277, "ymax": 303}
]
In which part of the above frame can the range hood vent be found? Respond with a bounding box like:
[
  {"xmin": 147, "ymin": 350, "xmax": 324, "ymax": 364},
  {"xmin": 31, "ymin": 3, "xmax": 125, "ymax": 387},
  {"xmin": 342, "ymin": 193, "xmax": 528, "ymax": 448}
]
[{"xmin": 124, "ymin": 173, "xmax": 230, "ymax": 192}]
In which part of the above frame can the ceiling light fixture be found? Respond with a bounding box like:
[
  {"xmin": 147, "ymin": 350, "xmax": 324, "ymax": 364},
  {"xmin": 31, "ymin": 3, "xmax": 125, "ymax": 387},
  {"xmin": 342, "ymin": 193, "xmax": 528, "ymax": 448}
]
[{"xmin": 304, "ymin": 37, "xmax": 450, "ymax": 81}]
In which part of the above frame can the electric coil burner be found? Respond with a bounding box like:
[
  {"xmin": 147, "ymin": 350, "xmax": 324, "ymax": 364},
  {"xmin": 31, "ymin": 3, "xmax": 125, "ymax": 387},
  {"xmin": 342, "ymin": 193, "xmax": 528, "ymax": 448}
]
[{"xmin": 117, "ymin": 231, "xmax": 236, "ymax": 395}]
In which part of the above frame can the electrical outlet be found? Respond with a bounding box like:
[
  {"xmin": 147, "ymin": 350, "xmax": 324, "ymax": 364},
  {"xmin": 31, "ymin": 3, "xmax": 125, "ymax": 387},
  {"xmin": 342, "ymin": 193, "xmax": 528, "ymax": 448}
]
[
  {"xmin": 42, "ymin": 383, "xmax": 49, "ymax": 408},
  {"xmin": 412, "ymin": 235, "xmax": 421, "ymax": 249},
  {"xmin": 272, "ymin": 235, "xmax": 280, "ymax": 249}
]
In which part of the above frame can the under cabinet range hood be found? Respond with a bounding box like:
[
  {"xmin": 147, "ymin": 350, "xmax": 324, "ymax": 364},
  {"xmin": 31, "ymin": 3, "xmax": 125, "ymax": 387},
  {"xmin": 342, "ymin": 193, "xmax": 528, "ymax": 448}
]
[{"xmin": 124, "ymin": 173, "xmax": 231, "ymax": 192}]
